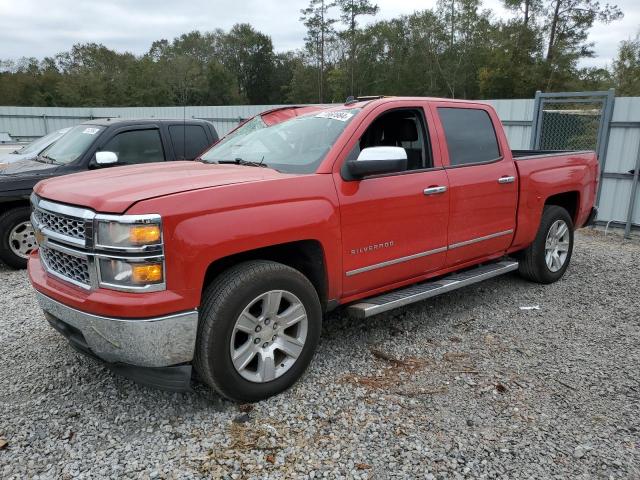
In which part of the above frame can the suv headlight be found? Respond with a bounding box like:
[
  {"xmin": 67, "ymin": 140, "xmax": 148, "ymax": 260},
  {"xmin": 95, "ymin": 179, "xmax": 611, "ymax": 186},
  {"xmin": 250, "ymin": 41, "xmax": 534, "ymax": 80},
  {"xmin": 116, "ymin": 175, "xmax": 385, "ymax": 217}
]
[{"xmin": 94, "ymin": 214, "xmax": 165, "ymax": 292}]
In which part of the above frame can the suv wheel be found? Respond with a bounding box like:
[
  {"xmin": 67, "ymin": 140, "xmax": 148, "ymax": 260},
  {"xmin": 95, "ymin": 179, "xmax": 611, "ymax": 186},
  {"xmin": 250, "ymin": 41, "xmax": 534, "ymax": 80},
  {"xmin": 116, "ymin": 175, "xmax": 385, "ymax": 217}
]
[
  {"xmin": 194, "ymin": 260, "xmax": 322, "ymax": 402},
  {"xmin": 518, "ymin": 205, "xmax": 574, "ymax": 284},
  {"xmin": 0, "ymin": 207, "xmax": 36, "ymax": 269}
]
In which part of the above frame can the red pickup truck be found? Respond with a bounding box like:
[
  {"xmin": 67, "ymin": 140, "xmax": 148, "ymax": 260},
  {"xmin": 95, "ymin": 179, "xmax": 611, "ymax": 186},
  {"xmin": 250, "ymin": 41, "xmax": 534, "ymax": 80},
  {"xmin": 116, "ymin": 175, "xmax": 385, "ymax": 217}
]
[{"xmin": 28, "ymin": 97, "xmax": 599, "ymax": 402}]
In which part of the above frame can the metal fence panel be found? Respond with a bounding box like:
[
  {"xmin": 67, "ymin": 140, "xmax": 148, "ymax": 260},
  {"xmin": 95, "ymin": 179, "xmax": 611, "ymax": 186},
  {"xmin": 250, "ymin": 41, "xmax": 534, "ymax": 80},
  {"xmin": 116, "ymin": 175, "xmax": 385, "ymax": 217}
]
[
  {"xmin": 0, "ymin": 105, "xmax": 290, "ymax": 140},
  {"xmin": 483, "ymin": 99, "xmax": 534, "ymax": 149},
  {"xmin": 1, "ymin": 96, "xmax": 638, "ymax": 231}
]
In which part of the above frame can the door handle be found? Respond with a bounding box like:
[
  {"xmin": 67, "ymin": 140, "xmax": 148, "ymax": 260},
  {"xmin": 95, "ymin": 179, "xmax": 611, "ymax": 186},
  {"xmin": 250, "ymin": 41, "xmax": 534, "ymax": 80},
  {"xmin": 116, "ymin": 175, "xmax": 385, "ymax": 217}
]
[
  {"xmin": 498, "ymin": 176, "xmax": 516, "ymax": 184},
  {"xmin": 424, "ymin": 186, "xmax": 447, "ymax": 195}
]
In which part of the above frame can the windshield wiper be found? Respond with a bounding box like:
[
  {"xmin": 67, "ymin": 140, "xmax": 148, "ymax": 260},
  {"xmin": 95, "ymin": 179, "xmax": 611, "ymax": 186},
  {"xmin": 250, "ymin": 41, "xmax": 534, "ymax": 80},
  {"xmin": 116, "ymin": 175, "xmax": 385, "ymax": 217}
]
[
  {"xmin": 39, "ymin": 154, "xmax": 61, "ymax": 165},
  {"xmin": 217, "ymin": 157, "xmax": 269, "ymax": 168}
]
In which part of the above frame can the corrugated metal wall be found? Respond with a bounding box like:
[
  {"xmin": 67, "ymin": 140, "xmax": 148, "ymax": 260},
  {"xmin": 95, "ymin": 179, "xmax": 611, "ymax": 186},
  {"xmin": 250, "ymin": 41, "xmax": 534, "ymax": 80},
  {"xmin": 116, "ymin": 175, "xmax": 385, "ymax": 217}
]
[
  {"xmin": 0, "ymin": 105, "xmax": 289, "ymax": 140},
  {"xmin": 597, "ymin": 97, "xmax": 640, "ymax": 228},
  {"xmin": 0, "ymin": 98, "xmax": 638, "ymax": 230}
]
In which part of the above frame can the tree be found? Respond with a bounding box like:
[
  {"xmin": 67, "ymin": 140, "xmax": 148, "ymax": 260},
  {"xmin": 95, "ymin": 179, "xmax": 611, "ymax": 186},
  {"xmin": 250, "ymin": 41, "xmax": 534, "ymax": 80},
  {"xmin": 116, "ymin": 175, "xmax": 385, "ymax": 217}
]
[
  {"xmin": 612, "ymin": 35, "xmax": 640, "ymax": 96},
  {"xmin": 502, "ymin": 0, "xmax": 543, "ymax": 27},
  {"xmin": 301, "ymin": 0, "xmax": 338, "ymax": 102},
  {"xmin": 221, "ymin": 24, "xmax": 276, "ymax": 104},
  {"xmin": 542, "ymin": 0, "xmax": 623, "ymax": 89},
  {"xmin": 336, "ymin": 0, "xmax": 378, "ymax": 95}
]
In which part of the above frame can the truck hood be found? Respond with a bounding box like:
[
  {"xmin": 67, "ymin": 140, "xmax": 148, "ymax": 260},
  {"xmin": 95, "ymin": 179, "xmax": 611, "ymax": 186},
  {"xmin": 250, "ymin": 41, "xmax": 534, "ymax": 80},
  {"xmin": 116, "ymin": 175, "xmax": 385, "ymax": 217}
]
[{"xmin": 34, "ymin": 161, "xmax": 287, "ymax": 213}]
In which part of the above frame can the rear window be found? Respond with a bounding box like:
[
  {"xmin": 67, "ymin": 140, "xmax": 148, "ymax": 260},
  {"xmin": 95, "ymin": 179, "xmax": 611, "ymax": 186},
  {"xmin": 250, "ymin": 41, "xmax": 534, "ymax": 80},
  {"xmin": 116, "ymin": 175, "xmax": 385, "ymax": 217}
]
[
  {"xmin": 169, "ymin": 125, "xmax": 210, "ymax": 160},
  {"xmin": 438, "ymin": 108, "xmax": 500, "ymax": 166}
]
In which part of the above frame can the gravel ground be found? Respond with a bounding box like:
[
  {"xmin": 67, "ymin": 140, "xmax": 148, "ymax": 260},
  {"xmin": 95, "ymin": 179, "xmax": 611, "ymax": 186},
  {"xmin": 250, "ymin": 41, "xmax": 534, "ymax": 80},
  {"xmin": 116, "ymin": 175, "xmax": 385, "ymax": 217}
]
[{"xmin": 1, "ymin": 230, "xmax": 639, "ymax": 479}]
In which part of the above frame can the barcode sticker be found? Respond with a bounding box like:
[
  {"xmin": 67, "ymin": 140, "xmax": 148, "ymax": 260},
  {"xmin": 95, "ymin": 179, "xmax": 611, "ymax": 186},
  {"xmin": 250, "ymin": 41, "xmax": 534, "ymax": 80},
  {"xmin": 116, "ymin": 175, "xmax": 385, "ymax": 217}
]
[{"xmin": 315, "ymin": 111, "xmax": 355, "ymax": 122}]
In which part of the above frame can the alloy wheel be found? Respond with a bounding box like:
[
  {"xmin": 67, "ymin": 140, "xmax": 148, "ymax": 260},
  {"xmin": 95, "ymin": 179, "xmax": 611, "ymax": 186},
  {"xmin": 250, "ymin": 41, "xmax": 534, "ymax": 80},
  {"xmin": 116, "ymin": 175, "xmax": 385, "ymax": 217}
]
[{"xmin": 230, "ymin": 290, "xmax": 308, "ymax": 383}]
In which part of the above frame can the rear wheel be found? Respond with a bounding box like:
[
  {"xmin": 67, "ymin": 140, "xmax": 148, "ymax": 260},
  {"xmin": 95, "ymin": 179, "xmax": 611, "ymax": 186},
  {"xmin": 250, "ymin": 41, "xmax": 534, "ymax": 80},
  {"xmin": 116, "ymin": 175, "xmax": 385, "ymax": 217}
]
[
  {"xmin": 0, "ymin": 207, "xmax": 35, "ymax": 269},
  {"xmin": 518, "ymin": 205, "xmax": 574, "ymax": 284},
  {"xmin": 194, "ymin": 260, "xmax": 322, "ymax": 402}
]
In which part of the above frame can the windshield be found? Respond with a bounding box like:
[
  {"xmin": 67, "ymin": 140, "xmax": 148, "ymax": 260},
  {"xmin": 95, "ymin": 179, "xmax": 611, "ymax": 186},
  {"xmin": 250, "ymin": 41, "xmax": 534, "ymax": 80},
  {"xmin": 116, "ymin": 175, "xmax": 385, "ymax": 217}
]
[
  {"xmin": 39, "ymin": 125, "xmax": 104, "ymax": 164},
  {"xmin": 18, "ymin": 129, "xmax": 69, "ymax": 156},
  {"xmin": 201, "ymin": 109, "xmax": 360, "ymax": 174},
  {"xmin": 224, "ymin": 115, "xmax": 267, "ymax": 142}
]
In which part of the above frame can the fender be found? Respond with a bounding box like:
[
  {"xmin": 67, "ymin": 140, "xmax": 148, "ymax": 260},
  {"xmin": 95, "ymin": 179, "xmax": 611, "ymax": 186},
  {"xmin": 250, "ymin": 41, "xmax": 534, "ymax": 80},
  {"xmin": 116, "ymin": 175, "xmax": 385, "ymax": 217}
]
[
  {"xmin": 510, "ymin": 155, "xmax": 597, "ymax": 252},
  {"xmin": 127, "ymin": 173, "xmax": 343, "ymax": 309}
]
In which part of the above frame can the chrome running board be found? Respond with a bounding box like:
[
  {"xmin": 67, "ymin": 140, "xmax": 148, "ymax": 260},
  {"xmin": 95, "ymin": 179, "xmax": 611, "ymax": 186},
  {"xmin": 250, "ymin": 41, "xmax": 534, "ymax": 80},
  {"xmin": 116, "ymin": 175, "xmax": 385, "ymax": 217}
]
[{"xmin": 346, "ymin": 260, "xmax": 519, "ymax": 319}]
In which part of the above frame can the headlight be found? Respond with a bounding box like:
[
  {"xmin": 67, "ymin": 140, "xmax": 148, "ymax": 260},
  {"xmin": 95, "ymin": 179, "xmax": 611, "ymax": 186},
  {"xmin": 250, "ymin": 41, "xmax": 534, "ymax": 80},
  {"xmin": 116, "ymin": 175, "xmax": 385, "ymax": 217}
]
[
  {"xmin": 94, "ymin": 214, "xmax": 165, "ymax": 292},
  {"xmin": 95, "ymin": 215, "xmax": 162, "ymax": 250},
  {"xmin": 98, "ymin": 258, "xmax": 164, "ymax": 289}
]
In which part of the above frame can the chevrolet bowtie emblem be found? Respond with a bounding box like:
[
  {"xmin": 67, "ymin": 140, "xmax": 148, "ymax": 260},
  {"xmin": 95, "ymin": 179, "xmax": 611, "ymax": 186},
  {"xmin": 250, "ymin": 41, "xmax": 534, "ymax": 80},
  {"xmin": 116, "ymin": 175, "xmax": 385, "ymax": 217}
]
[{"xmin": 34, "ymin": 228, "xmax": 45, "ymax": 246}]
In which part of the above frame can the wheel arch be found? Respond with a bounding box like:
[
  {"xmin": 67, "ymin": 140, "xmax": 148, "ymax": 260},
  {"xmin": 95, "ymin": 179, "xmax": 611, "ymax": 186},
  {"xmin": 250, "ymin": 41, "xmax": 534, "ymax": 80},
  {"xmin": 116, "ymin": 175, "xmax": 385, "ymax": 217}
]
[
  {"xmin": 544, "ymin": 191, "xmax": 580, "ymax": 226},
  {"xmin": 0, "ymin": 199, "xmax": 30, "ymax": 216},
  {"xmin": 201, "ymin": 240, "xmax": 329, "ymax": 311}
]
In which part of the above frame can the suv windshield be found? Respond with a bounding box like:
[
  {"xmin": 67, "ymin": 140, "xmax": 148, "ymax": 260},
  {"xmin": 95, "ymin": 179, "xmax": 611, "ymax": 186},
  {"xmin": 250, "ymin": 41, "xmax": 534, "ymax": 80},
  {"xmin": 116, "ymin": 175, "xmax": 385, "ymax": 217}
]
[
  {"xmin": 19, "ymin": 129, "xmax": 68, "ymax": 156},
  {"xmin": 201, "ymin": 109, "xmax": 360, "ymax": 174},
  {"xmin": 39, "ymin": 125, "xmax": 104, "ymax": 164}
]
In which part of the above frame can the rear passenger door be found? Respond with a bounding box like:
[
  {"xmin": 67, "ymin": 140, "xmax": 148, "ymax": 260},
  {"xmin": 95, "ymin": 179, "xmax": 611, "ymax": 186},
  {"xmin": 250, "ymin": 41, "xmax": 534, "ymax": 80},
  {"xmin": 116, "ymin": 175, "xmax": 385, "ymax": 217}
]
[
  {"xmin": 98, "ymin": 126, "xmax": 167, "ymax": 165},
  {"xmin": 430, "ymin": 103, "xmax": 517, "ymax": 268},
  {"xmin": 168, "ymin": 124, "xmax": 212, "ymax": 160}
]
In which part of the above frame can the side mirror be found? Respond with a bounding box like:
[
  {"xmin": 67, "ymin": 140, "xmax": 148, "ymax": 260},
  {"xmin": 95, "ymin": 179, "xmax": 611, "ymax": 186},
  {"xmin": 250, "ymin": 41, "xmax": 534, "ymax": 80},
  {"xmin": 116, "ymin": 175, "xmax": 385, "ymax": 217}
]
[
  {"xmin": 347, "ymin": 146, "xmax": 408, "ymax": 178},
  {"xmin": 95, "ymin": 151, "xmax": 118, "ymax": 165}
]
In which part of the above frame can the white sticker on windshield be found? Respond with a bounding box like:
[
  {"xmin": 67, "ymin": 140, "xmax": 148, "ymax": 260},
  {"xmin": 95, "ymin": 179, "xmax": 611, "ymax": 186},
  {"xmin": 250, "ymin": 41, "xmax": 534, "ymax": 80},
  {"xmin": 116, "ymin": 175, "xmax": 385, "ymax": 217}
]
[
  {"xmin": 315, "ymin": 111, "xmax": 355, "ymax": 122},
  {"xmin": 82, "ymin": 127, "xmax": 100, "ymax": 135}
]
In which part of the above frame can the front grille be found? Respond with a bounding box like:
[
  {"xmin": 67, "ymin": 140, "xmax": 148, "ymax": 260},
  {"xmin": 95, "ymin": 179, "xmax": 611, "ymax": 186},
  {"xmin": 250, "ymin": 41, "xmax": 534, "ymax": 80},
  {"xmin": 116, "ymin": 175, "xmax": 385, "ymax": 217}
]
[
  {"xmin": 40, "ymin": 246, "xmax": 91, "ymax": 287},
  {"xmin": 33, "ymin": 209, "xmax": 86, "ymax": 241}
]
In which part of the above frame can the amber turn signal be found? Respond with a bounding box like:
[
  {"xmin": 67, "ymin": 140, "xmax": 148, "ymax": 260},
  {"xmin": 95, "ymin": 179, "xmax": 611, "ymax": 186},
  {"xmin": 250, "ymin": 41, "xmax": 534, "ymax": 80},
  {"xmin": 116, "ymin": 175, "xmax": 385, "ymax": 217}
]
[
  {"xmin": 131, "ymin": 263, "xmax": 163, "ymax": 283},
  {"xmin": 129, "ymin": 225, "xmax": 161, "ymax": 245}
]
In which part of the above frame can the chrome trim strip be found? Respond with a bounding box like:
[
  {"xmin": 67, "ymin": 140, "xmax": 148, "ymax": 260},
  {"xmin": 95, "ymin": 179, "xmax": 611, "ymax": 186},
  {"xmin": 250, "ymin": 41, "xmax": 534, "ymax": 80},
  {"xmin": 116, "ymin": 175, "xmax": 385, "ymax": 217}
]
[
  {"xmin": 448, "ymin": 229, "xmax": 514, "ymax": 250},
  {"xmin": 36, "ymin": 197, "xmax": 95, "ymax": 220},
  {"xmin": 36, "ymin": 291, "xmax": 198, "ymax": 367},
  {"xmin": 346, "ymin": 246, "xmax": 447, "ymax": 277},
  {"xmin": 345, "ymin": 229, "xmax": 515, "ymax": 276}
]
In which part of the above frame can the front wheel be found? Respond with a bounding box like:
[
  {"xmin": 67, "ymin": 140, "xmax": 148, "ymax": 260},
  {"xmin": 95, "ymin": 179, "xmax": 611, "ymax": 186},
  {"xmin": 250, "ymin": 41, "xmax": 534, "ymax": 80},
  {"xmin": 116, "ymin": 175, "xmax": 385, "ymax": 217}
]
[
  {"xmin": 518, "ymin": 205, "xmax": 574, "ymax": 284},
  {"xmin": 194, "ymin": 260, "xmax": 322, "ymax": 402},
  {"xmin": 0, "ymin": 207, "xmax": 36, "ymax": 269}
]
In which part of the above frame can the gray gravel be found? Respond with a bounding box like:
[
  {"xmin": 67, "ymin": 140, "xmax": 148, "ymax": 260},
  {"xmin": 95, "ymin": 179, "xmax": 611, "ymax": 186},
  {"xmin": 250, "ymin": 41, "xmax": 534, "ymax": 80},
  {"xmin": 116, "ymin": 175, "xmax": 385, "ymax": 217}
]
[{"xmin": 1, "ymin": 230, "xmax": 639, "ymax": 479}]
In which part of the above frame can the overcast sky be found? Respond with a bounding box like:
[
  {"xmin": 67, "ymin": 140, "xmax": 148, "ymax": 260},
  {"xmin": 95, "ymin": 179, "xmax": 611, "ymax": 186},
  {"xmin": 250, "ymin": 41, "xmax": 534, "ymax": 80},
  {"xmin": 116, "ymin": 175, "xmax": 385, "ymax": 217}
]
[{"xmin": 0, "ymin": 0, "xmax": 637, "ymax": 68}]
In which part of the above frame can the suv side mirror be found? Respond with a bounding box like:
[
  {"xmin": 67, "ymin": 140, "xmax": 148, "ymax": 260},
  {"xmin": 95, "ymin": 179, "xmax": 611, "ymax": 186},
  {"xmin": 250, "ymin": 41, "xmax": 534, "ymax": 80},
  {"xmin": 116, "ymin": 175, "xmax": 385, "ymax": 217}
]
[
  {"xmin": 95, "ymin": 151, "xmax": 118, "ymax": 165},
  {"xmin": 347, "ymin": 147, "xmax": 408, "ymax": 178}
]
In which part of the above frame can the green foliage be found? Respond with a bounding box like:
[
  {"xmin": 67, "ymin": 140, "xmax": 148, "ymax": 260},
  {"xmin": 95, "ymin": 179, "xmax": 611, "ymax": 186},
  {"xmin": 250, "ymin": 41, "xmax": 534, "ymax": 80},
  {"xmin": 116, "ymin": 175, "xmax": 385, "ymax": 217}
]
[
  {"xmin": 612, "ymin": 35, "xmax": 640, "ymax": 96},
  {"xmin": 0, "ymin": 1, "xmax": 629, "ymax": 107}
]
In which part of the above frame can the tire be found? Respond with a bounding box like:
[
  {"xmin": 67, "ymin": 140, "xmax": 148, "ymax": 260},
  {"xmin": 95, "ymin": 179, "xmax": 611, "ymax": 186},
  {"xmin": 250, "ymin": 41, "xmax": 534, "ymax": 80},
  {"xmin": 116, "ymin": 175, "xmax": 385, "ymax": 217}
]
[
  {"xmin": 518, "ymin": 205, "xmax": 574, "ymax": 284},
  {"xmin": 0, "ymin": 206, "xmax": 36, "ymax": 269},
  {"xmin": 194, "ymin": 260, "xmax": 322, "ymax": 403}
]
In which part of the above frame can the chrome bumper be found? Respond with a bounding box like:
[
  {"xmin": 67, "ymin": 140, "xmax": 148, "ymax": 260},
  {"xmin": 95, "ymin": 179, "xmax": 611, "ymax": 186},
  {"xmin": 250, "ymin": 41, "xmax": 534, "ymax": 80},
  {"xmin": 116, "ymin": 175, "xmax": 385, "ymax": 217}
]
[{"xmin": 36, "ymin": 292, "xmax": 198, "ymax": 368}]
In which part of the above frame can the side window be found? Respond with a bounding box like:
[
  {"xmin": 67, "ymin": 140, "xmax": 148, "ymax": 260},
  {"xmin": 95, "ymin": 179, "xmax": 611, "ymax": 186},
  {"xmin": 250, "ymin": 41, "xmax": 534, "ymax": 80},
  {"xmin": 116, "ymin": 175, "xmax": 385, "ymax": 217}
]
[
  {"xmin": 169, "ymin": 125, "xmax": 210, "ymax": 160},
  {"xmin": 101, "ymin": 129, "xmax": 165, "ymax": 165},
  {"xmin": 438, "ymin": 108, "xmax": 500, "ymax": 166},
  {"xmin": 357, "ymin": 109, "xmax": 432, "ymax": 171}
]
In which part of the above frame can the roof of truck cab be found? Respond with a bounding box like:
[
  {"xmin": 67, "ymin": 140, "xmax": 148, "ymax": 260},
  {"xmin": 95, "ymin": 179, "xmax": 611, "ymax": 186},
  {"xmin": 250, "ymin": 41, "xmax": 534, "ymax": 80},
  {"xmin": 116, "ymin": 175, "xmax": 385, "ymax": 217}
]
[
  {"xmin": 80, "ymin": 118, "xmax": 214, "ymax": 127},
  {"xmin": 339, "ymin": 96, "xmax": 490, "ymax": 109}
]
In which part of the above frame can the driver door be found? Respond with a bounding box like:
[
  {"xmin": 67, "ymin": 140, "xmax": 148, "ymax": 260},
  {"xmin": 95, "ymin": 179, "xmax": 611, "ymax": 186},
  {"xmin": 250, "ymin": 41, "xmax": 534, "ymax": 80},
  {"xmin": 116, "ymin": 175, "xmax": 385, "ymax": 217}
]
[{"xmin": 333, "ymin": 102, "xmax": 450, "ymax": 297}]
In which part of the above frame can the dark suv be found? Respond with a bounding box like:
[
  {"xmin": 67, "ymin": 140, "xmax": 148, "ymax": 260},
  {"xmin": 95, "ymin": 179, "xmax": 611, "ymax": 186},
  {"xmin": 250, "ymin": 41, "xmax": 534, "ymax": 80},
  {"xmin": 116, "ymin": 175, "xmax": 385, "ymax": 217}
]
[{"xmin": 0, "ymin": 118, "xmax": 218, "ymax": 268}]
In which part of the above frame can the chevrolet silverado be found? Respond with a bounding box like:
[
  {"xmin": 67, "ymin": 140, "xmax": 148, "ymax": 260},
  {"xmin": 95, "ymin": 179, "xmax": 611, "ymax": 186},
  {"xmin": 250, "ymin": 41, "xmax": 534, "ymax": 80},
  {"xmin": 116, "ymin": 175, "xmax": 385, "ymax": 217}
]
[{"xmin": 28, "ymin": 97, "xmax": 599, "ymax": 402}]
